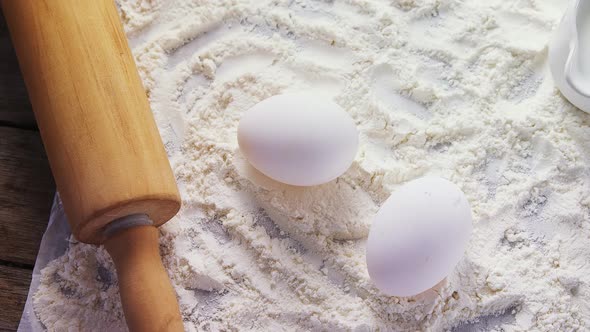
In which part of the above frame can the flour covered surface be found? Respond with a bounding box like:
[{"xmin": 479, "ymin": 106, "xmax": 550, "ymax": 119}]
[{"xmin": 33, "ymin": 0, "xmax": 590, "ymax": 331}]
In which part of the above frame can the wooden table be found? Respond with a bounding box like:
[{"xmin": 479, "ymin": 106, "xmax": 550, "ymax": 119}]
[{"xmin": 0, "ymin": 12, "xmax": 55, "ymax": 332}]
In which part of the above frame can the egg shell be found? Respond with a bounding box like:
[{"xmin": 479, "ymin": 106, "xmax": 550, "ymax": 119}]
[
  {"xmin": 238, "ymin": 93, "xmax": 358, "ymax": 186},
  {"xmin": 366, "ymin": 177, "xmax": 473, "ymax": 297}
]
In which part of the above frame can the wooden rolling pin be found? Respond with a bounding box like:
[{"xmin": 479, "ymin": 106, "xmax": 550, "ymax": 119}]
[{"xmin": 2, "ymin": 1, "xmax": 184, "ymax": 331}]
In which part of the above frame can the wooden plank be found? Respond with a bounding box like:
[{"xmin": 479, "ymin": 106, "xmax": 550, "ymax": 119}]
[
  {"xmin": 0, "ymin": 126, "xmax": 54, "ymax": 266},
  {"xmin": 0, "ymin": 10, "xmax": 35, "ymax": 128},
  {"xmin": 0, "ymin": 265, "xmax": 32, "ymax": 331}
]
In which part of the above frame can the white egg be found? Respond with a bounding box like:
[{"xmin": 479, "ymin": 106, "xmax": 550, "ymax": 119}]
[
  {"xmin": 238, "ymin": 93, "xmax": 358, "ymax": 186},
  {"xmin": 366, "ymin": 177, "xmax": 472, "ymax": 297}
]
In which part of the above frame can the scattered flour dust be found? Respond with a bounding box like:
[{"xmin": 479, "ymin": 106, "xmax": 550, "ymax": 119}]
[{"xmin": 32, "ymin": 0, "xmax": 590, "ymax": 331}]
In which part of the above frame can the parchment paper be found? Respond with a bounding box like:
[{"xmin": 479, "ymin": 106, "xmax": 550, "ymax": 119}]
[{"xmin": 17, "ymin": 194, "xmax": 71, "ymax": 332}]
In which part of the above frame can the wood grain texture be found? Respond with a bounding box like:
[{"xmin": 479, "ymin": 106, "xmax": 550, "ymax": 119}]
[
  {"xmin": 0, "ymin": 265, "xmax": 32, "ymax": 331},
  {"xmin": 0, "ymin": 7, "xmax": 53, "ymax": 332},
  {"xmin": 0, "ymin": 126, "xmax": 54, "ymax": 266},
  {"xmin": 1, "ymin": 1, "xmax": 183, "ymax": 330},
  {"xmin": 106, "ymin": 226, "xmax": 184, "ymax": 332},
  {"xmin": 0, "ymin": 10, "xmax": 34, "ymax": 128},
  {"xmin": 2, "ymin": 0, "xmax": 181, "ymax": 245}
]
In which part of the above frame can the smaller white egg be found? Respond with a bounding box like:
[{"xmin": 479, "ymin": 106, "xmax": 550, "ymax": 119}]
[
  {"xmin": 238, "ymin": 93, "xmax": 358, "ymax": 186},
  {"xmin": 366, "ymin": 177, "xmax": 472, "ymax": 297}
]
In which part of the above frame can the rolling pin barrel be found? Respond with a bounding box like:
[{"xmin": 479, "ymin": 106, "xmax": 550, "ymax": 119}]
[
  {"xmin": 2, "ymin": 1, "xmax": 183, "ymax": 331},
  {"xmin": 1, "ymin": 0, "xmax": 180, "ymax": 244}
]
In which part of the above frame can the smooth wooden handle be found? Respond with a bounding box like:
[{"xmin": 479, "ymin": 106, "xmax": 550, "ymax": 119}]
[
  {"xmin": 1, "ymin": 0, "xmax": 181, "ymax": 244},
  {"xmin": 3, "ymin": 2, "xmax": 184, "ymax": 330},
  {"xmin": 105, "ymin": 226, "xmax": 184, "ymax": 332}
]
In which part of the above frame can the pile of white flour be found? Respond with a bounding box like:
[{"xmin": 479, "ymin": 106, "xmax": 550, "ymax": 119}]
[{"xmin": 32, "ymin": 0, "xmax": 590, "ymax": 331}]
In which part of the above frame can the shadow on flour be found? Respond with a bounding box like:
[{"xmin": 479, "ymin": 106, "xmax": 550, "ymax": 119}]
[
  {"xmin": 452, "ymin": 303, "xmax": 520, "ymax": 332},
  {"xmin": 253, "ymin": 208, "xmax": 307, "ymax": 255}
]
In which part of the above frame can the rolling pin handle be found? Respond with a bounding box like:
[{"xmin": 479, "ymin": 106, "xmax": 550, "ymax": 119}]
[{"xmin": 105, "ymin": 225, "xmax": 184, "ymax": 332}]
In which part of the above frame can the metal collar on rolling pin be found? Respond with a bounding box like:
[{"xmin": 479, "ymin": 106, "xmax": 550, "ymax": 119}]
[
  {"xmin": 103, "ymin": 214, "xmax": 154, "ymax": 239},
  {"xmin": 0, "ymin": 0, "xmax": 184, "ymax": 330}
]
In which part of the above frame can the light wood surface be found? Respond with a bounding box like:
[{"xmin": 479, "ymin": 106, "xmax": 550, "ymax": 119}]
[
  {"xmin": 106, "ymin": 226, "xmax": 184, "ymax": 332},
  {"xmin": 1, "ymin": 1, "xmax": 183, "ymax": 331},
  {"xmin": 2, "ymin": 0, "xmax": 181, "ymax": 245}
]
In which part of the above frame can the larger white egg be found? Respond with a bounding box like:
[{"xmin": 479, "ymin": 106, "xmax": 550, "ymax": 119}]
[
  {"xmin": 238, "ymin": 93, "xmax": 358, "ymax": 186},
  {"xmin": 366, "ymin": 177, "xmax": 472, "ymax": 297}
]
